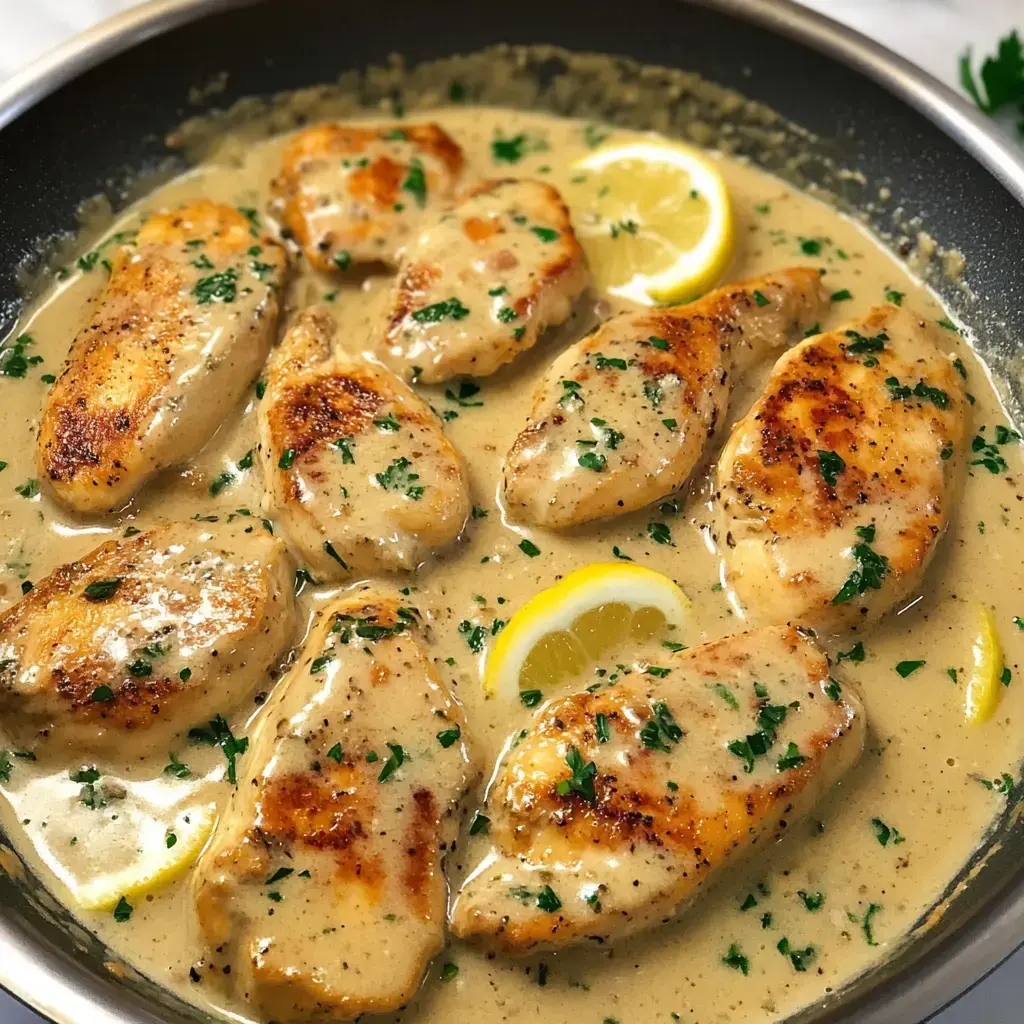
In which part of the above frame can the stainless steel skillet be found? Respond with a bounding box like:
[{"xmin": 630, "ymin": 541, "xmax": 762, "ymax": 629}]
[{"xmin": 0, "ymin": 1, "xmax": 1022, "ymax": 1021}]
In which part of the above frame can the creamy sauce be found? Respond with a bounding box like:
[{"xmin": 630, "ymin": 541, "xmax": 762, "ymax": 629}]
[{"xmin": 1, "ymin": 107, "xmax": 1023, "ymax": 1023}]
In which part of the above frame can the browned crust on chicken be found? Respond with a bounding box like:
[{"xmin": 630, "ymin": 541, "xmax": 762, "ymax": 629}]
[{"xmin": 271, "ymin": 122, "xmax": 464, "ymax": 271}]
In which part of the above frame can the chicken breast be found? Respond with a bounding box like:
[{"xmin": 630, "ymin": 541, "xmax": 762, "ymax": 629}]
[
  {"xmin": 38, "ymin": 200, "xmax": 287, "ymax": 514},
  {"xmin": 270, "ymin": 122, "xmax": 464, "ymax": 272},
  {"xmin": 450, "ymin": 625, "xmax": 864, "ymax": 952},
  {"xmin": 193, "ymin": 592, "xmax": 477, "ymax": 1022},
  {"xmin": 378, "ymin": 178, "xmax": 590, "ymax": 382},
  {"xmin": 0, "ymin": 521, "xmax": 296, "ymax": 756},
  {"xmin": 716, "ymin": 304, "xmax": 967, "ymax": 634},
  {"xmin": 502, "ymin": 267, "xmax": 828, "ymax": 527},
  {"xmin": 258, "ymin": 307, "xmax": 470, "ymax": 579}
]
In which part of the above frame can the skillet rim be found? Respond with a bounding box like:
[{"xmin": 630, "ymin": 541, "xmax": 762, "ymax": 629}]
[{"xmin": 0, "ymin": 2, "xmax": 1022, "ymax": 1023}]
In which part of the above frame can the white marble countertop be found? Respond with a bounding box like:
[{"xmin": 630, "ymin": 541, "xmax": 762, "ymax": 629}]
[{"xmin": 0, "ymin": 1, "xmax": 1021, "ymax": 1022}]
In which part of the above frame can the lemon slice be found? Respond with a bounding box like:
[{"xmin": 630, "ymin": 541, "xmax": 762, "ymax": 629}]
[
  {"xmin": 483, "ymin": 562, "xmax": 691, "ymax": 702},
  {"xmin": 965, "ymin": 604, "xmax": 1004, "ymax": 724},
  {"xmin": 571, "ymin": 140, "xmax": 734, "ymax": 304},
  {"xmin": 74, "ymin": 802, "xmax": 217, "ymax": 911}
]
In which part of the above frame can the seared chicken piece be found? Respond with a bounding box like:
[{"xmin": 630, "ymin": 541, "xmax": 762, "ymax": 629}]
[
  {"xmin": 0, "ymin": 521, "xmax": 296, "ymax": 756},
  {"xmin": 270, "ymin": 122, "xmax": 464, "ymax": 271},
  {"xmin": 378, "ymin": 178, "xmax": 590, "ymax": 382},
  {"xmin": 194, "ymin": 592, "xmax": 477, "ymax": 1022},
  {"xmin": 38, "ymin": 201, "xmax": 287, "ymax": 514},
  {"xmin": 502, "ymin": 267, "xmax": 827, "ymax": 527},
  {"xmin": 451, "ymin": 625, "xmax": 864, "ymax": 952},
  {"xmin": 258, "ymin": 307, "xmax": 469, "ymax": 578},
  {"xmin": 716, "ymin": 304, "xmax": 967, "ymax": 633}
]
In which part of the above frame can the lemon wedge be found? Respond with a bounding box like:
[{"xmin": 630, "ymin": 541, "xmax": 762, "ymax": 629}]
[
  {"xmin": 965, "ymin": 604, "xmax": 1004, "ymax": 724},
  {"xmin": 483, "ymin": 562, "xmax": 691, "ymax": 702},
  {"xmin": 74, "ymin": 802, "xmax": 217, "ymax": 911},
  {"xmin": 571, "ymin": 140, "xmax": 734, "ymax": 304}
]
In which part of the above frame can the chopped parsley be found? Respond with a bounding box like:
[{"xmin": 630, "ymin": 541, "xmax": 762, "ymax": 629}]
[
  {"xmin": 593, "ymin": 353, "xmax": 628, "ymax": 371},
  {"xmin": 832, "ymin": 529, "xmax": 889, "ymax": 605},
  {"xmin": 837, "ymin": 641, "xmax": 865, "ymax": 663},
  {"xmin": 557, "ymin": 746, "xmax": 597, "ymax": 802},
  {"xmin": 817, "ymin": 449, "xmax": 846, "ymax": 488},
  {"xmin": 163, "ymin": 753, "xmax": 191, "ymax": 779},
  {"xmin": 401, "ymin": 158, "xmax": 427, "ymax": 207},
  {"xmin": 831, "ymin": 289, "xmax": 853, "ymax": 302},
  {"xmin": 648, "ymin": 521, "xmax": 672, "ymax": 545},
  {"xmin": 520, "ymin": 689, "xmax": 543, "ymax": 708},
  {"xmin": 536, "ymin": 885, "xmax": 562, "ymax": 912},
  {"xmin": 885, "ymin": 288, "xmax": 904, "ymax": 305},
  {"xmin": 712, "ymin": 683, "xmax": 739, "ymax": 710},
  {"xmin": 0, "ymin": 334, "xmax": 43, "ymax": 378},
  {"xmin": 83, "ymin": 578, "xmax": 122, "ymax": 601},
  {"xmin": 491, "ymin": 133, "xmax": 527, "ymax": 163},
  {"xmin": 871, "ymin": 817, "xmax": 905, "ymax": 847},
  {"xmin": 326, "ymin": 742, "xmax": 343, "ymax": 763},
  {"xmin": 377, "ymin": 743, "xmax": 408, "ymax": 783},
  {"xmin": 798, "ymin": 890, "xmax": 825, "ymax": 911},
  {"xmin": 113, "ymin": 896, "xmax": 133, "ymax": 922},
  {"xmin": 188, "ymin": 714, "xmax": 248, "ymax": 786},
  {"xmin": 753, "ymin": 290, "xmax": 770, "ymax": 307},
  {"xmin": 469, "ymin": 811, "xmax": 491, "ymax": 835},
  {"xmin": 577, "ymin": 451, "xmax": 606, "ymax": 472},
  {"xmin": 776, "ymin": 742, "xmax": 806, "ymax": 772},
  {"xmin": 374, "ymin": 413, "xmax": 401, "ymax": 432},
  {"xmin": 722, "ymin": 944, "xmax": 749, "ymax": 975},
  {"xmin": 445, "ymin": 380, "xmax": 484, "ymax": 407},
  {"xmin": 861, "ymin": 903, "xmax": 882, "ymax": 945},
  {"xmin": 895, "ymin": 659, "xmax": 925, "ymax": 678},
  {"xmin": 437, "ymin": 726, "xmax": 461, "ymax": 748},
  {"xmin": 777, "ymin": 937, "xmax": 816, "ymax": 972},
  {"xmin": 375, "ymin": 457, "xmax": 424, "ymax": 499},
  {"xmin": 411, "ymin": 297, "xmax": 470, "ymax": 323},
  {"xmin": 643, "ymin": 379, "xmax": 664, "ymax": 409},
  {"xmin": 193, "ymin": 267, "xmax": 238, "ymax": 304},
  {"xmin": 886, "ymin": 376, "xmax": 950, "ymax": 408},
  {"xmin": 530, "ymin": 226, "xmax": 560, "ymax": 243},
  {"xmin": 519, "ymin": 538, "xmax": 541, "ymax": 557},
  {"xmin": 458, "ymin": 620, "xmax": 486, "ymax": 653},
  {"xmin": 595, "ymin": 713, "xmax": 611, "ymax": 743}
]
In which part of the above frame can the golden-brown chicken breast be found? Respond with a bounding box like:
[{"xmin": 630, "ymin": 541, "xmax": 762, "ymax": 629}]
[
  {"xmin": 450, "ymin": 625, "xmax": 864, "ymax": 953},
  {"xmin": 502, "ymin": 268, "xmax": 828, "ymax": 527},
  {"xmin": 258, "ymin": 307, "xmax": 470, "ymax": 579},
  {"xmin": 378, "ymin": 178, "xmax": 591, "ymax": 382},
  {"xmin": 193, "ymin": 591, "xmax": 477, "ymax": 1022},
  {"xmin": 270, "ymin": 122, "xmax": 464, "ymax": 271},
  {"xmin": 0, "ymin": 521, "xmax": 296, "ymax": 756},
  {"xmin": 38, "ymin": 201, "xmax": 287, "ymax": 514},
  {"xmin": 716, "ymin": 304, "xmax": 967, "ymax": 634}
]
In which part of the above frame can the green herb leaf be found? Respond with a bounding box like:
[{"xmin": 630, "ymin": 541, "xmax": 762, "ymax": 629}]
[
  {"xmin": 411, "ymin": 297, "xmax": 470, "ymax": 323},
  {"xmin": 818, "ymin": 449, "xmax": 846, "ymax": 488},
  {"xmin": 469, "ymin": 810, "xmax": 490, "ymax": 835},
  {"xmin": 722, "ymin": 943, "xmax": 749, "ymax": 975},
  {"xmin": 556, "ymin": 746, "xmax": 597, "ymax": 803},
  {"xmin": 895, "ymin": 660, "xmax": 925, "ymax": 678},
  {"xmin": 437, "ymin": 726, "xmax": 461, "ymax": 748},
  {"xmin": 84, "ymin": 578, "xmax": 123, "ymax": 601},
  {"xmin": 377, "ymin": 743, "xmax": 408, "ymax": 783}
]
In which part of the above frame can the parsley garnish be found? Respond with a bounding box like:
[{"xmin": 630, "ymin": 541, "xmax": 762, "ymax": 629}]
[
  {"xmin": 445, "ymin": 380, "xmax": 483, "ymax": 407},
  {"xmin": 437, "ymin": 726, "xmax": 461, "ymax": 748},
  {"xmin": 776, "ymin": 742, "xmax": 806, "ymax": 771},
  {"xmin": 113, "ymin": 896, "xmax": 133, "ymax": 922},
  {"xmin": 832, "ymin": 529, "xmax": 889, "ymax": 605},
  {"xmin": 557, "ymin": 746, "xmax": 597, "ymax": 802},
  {"xmin": 895, "ymin": 659, "xmax": 925, "ymax": 678},
  {"xmin": 519, "ymin": 538, "xmax": 541, "ymax": 557},
  {"xmin": 188, "ymin": 715, "xmax": 248, "ymax": 786},
  {"xmin": 530, "ymin": 226, "xmax": 559, "ymax": 243},
  {"xmin": 871, "ymin": 817, "xmax": 905, "ymax": 847},
  {"xmin": 520, "ymin": 689, "xmax": 543, "ymax": 707},
  {"xmin": 648, "ymin": 521, "xmax": 672, "ymax": 545},
  {"xmin": 837, "ymin": 641, "xmax": 865, "ymax": 663},
  {"xmin": 491, "ymin": 133, "xmax": 527, "ymax": 163},
  {"xmin": 469, "ymin": 810, "xmax": 490, "ymax": 834},
  {"xmin": 377, "ymin": 743, "xmax": 408, "ymax": 783},
  {"xmin": 193, "ymin": 267, "xmax": 238, "ymax": 304},
  {"xmin": 411, "ymin": 297, "xmax": 470, "ymax": 323},
  {"xmin": 84, "ymin": 578, "xmax": 122, "ymax": 601},
  {"xmin": 375, "ymin": 457, "xmax": 424, "ymax": 499},
  {"xmin": 777, "ymin": 937, "xmax": 816, "ymax": 972},
  {"xmin": 536, "ymin": 885, "xmax": 562, "ymax": 912},
  {"xmin": 722, "ymin": 944, "xmax": 749, "ymax": 975},
  {"xmin": 959, "ymin": 32, "xmax": 1024, "ymax": 115},
  {"xmin": 593, "ymin": 353, "xmax": 628, "ymax": 371},
  {"xmin": 458, "ymin": 620, "xmax": 486, "ymax": 653},
  {"xmin": 818, "ymin": 449, "xmax": 846, "ymax": 488},
  {"xmin": 402, "ymin": 158, "xmax": 427, "ymax": 207}
]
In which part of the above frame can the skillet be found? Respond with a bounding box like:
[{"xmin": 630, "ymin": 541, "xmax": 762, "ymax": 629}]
[{"xmin": 0, "ymin": 1, "xmax": 1023, "ymax": 1022}]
